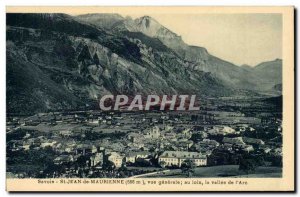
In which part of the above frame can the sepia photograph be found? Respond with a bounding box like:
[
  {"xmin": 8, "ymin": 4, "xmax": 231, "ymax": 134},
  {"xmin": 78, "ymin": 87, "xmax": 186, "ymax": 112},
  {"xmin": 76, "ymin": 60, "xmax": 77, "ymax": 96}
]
[{"xmin": 5, "ymin": 6, "xmax": 294, "ymax": 192}]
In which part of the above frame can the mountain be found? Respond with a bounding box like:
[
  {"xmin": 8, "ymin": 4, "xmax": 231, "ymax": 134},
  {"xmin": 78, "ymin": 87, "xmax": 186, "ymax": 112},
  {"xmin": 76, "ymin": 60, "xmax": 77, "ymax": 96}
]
[
  {"xmin": 6, "ymin": 13, "xmax": 282, "ymax": 114},
  {"xmin": 241, "ymin": 64, "xmax": 253, "ymax": 71},
  {"xmin": 252, "ymin": 59, "xmax": 282, "ymax": 91},
  {"xmin": 7, "ymin": 13, "xmax": 233, "ymax": 114},
  {"xmin": 78, "ymin": 14, "xmax": 282, "ymax": 92},
  {"xmin": 77, "ymin": 13, "xmax": 124, "ymax": 30},
  {"xmin": 6, "ymin": 13, "xmax": 107, "ymax": 38}
]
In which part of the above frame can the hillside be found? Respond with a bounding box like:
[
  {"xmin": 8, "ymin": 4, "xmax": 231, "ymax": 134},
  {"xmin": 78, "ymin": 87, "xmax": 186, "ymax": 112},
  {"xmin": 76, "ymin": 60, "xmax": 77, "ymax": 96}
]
[{"xmin": 7, "ymin": 13, "xmax": 233, "ymax": 114}]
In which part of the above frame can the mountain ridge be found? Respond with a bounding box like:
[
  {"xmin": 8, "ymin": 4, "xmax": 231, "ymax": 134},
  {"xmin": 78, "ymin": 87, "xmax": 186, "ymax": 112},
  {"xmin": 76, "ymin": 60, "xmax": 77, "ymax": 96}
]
[
  {"xmin": 77, "ymin": 14, "xmax": 282, "ymax": 91},
  {"xmin": 7, "ymin": 13, "xmax": 235, "ymax": 114},
  {"xmin": 6, "ymin": 13, "xmax": 282, "ymax": 114}
]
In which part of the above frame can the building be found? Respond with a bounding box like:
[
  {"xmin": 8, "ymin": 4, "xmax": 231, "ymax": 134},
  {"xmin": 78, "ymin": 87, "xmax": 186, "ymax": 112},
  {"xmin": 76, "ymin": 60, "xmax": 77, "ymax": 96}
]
[
  {"xmin": 40, "ymin": 140, "xmax": 57, "ymax": 148},
  {"xmin": 200, "ymin": 139, "xmax": 219, "ymax": 147},
  {"xmin": 108, "ymin": 152, "xmax": 124, "ymax": 168},
  {"xmin": 159, "ymin": 151, "xmax": 207, "ymax": 167},
  {"xmin": 208, "ymin": 126, "xmax": 235, "ymax": 135},
  {"xmin": 59, "ymin": 130, "xmax": 72, "ymax": 137},
  {"xmin": 125, "ymin": 151, "xmax": 152, "ymax": 164},
  {"xmin": 90, "ymin": 153, "xmax": 103, "ymax": 167},
  {"xmin": 242, "ymin": 145, "xmax": 254, "ymax": 153},
  {"xmin": 164, "ymin": 132, "xmax": 176, "ymax": 140},
  {"xmin": 127, "ymin": 132, "xmax": 141, "ymax": 143},
  {"xmin": 223, "ymin": 137, "xmax": 245, "ymax": 145},
  {"xmin": 54, "ymin": 155, "xmax": 74, "ymax": 165},
  {"xmin": 174, "ymin": 140, "xmax": 194, "ymax": 151},
  {"xmin": 181, "ymin": 128, "xmax": 192, "ymax": 138},
  {"xmin": 75, "ymin": 144, "xmax": 96, "ymax": 155},
  {"xmin": 144, "ymin": 126, "xmax": 160, "ymax": 139},
  {"xmin": 243, "ymin": 137, "xmax": 265, "ymax": 146}
]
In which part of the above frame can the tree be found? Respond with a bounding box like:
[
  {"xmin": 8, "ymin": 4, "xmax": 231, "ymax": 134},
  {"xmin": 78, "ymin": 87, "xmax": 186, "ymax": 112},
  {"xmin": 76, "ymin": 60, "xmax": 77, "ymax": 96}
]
[
  {"xmin": 238, "ymin": 154, "xmax": 257, "ymax": 174},
  {"xmin": 271, "ymin": 155, "xmax": 282, "ymax": 167},
  {"xmin": 135, "ymin": 158, "xmax": 151, "ymax": 167},
  {"xmin": 102, "ymin": 160, "xmax": 115, "ymax": 171},
  {"xmin": 118, "ymin": 163, "xmax": 127, "ymax": 172},
  {"xmin": 181, "ymin": 159, "xmax": 195, "ymax": 177},
  {"xmin": 76, "ymin": 155, "xmax": 89, "ymax": 167},
  {"xmin": 190, "ymin": 133, "xmax": 203, "ymax": 143},
  {"xmin": 159, "ymin": 161, "xmax": 166, "ymax": 168}
]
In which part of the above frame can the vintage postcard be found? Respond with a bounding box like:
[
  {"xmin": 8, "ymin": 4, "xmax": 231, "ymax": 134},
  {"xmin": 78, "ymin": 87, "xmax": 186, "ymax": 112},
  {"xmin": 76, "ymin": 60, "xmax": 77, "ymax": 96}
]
[{"xmin": 6, "ymin": 6, "xmax": 294, "ymax": 192}]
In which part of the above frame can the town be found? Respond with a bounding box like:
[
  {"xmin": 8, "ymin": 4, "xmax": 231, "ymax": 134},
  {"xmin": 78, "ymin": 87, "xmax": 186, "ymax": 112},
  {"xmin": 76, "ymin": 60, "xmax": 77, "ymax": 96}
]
[{"xmin": 6, "ymin": 97, "xmax": 283, "ymax": 178}]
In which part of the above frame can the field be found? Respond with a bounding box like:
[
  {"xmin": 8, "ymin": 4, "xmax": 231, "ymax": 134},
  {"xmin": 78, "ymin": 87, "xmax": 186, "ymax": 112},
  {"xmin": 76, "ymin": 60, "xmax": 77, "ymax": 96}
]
[{"xmin": 139, "ymin": 165, "xmax": 282, "ymax": 178}]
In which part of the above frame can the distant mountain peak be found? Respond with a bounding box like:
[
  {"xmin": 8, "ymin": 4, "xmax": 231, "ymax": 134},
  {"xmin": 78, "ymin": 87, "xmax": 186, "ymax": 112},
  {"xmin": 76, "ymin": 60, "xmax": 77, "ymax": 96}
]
[
  {"xmin": 274, "ymin": 58, "xmax": 282, "ymax": 62},
  {"xmin": 131, "ymin": 15, "xmax": 179, "ymax": 39},
  {"xmin": 254, "ymin": 58, "xmax": 282, "ymax": 69},
  {"xmin": 137, "ymin": 16, "xmax": 154, "ymax": 28},
  {"xmin": 266, "ymin": 58, "xmax": 282, "ymax": 64},
  {"xmin": 78, "ymin": 13, "xmax": 123, "ymax": 18},
  {"xmin": 77, "ymin": 13, "xmax": 124, "ymax": 30},
  {"xmin": 138, "ymin": 15, "xmax": 152, "ymax": 21},
  {"xmin": 241, "ymin": 64, "xmax": 253, "ymax": 70},
  {"xmin": 34, "ymin": 13, "xmax": 74, "ymax": 21}
]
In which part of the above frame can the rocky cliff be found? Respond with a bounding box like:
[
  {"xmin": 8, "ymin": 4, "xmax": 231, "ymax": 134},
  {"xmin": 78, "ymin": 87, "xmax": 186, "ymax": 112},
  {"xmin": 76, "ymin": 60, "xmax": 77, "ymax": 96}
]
[{"xmin": 7, "ymin": 13, "xmax": 236, "ymax": 114}]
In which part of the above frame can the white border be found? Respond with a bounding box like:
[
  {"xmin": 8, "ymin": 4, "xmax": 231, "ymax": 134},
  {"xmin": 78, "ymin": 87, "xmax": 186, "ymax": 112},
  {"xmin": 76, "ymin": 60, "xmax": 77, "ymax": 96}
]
[{"xmin": 1, "ymin": 0, "xmax": 298, "ymax": 196}]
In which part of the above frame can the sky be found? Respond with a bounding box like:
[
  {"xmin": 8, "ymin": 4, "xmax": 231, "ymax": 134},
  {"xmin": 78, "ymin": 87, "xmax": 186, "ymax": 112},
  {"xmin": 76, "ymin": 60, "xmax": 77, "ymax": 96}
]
[
  {"xmin": 58, "ymin": 8, "xmax": 282, "ymax": 67},
  {"xmin": 120, "ymin": 13, "xmax": 282, "ymax": 66}
]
